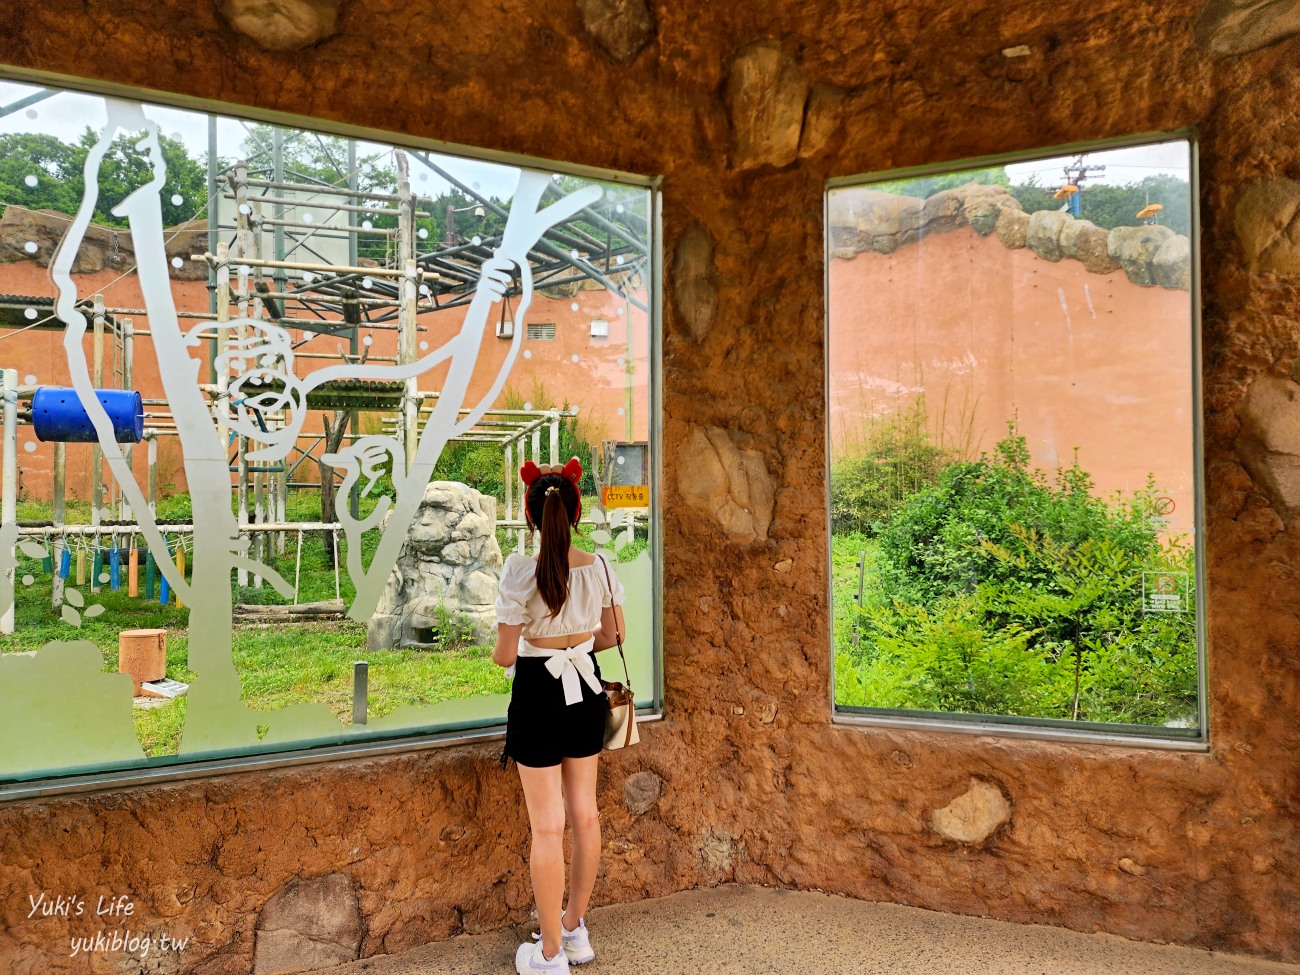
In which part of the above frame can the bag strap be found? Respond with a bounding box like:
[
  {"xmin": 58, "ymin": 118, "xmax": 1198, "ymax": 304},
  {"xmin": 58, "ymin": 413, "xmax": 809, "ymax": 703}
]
[{"xmin": 598, "ymin": 554, "xmax": 631, "ymax": 690}]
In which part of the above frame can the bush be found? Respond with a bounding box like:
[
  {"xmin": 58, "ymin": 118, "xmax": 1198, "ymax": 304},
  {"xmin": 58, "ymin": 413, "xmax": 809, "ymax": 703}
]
[{"xmin": 830, "ymin": 399, "xmax": 958, "ymax": 535}]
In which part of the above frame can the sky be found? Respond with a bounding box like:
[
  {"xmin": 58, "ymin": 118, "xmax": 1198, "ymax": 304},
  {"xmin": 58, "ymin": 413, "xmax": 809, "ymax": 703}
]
[
  {"xmin": 0, "ymin": 80, "xmax": 528, "ymax": 202},
  {"xmin": 1003, "ymin": 140, "xmax": 1191, "ymax": 188}
]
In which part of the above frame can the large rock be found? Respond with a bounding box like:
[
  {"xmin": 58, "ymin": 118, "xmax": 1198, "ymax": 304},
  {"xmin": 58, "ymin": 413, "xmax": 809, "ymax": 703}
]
[
  {"xmin": 673, "ymin": 222, "xmax": 718, "ymax": 342},
  {"xmin": 995, "ymin": 206, "xmax": 1031, "ymax": 248},
  {"xmin": 1108, "ymin": 224, "xmax": 1175, "ymax": 286},
  {"xmin": 798, "ymin": 84, "xmax": 846, "ymax": 159},
  {"xmin": 677, "ymin": 425, "xmax": 775, "ymax": 544},
  {"xmin": 0, "ymin": 207, "xmax": 207, "ymax": 279},
  {"xmin": 1025, "ymin": 210, "xmax": 1072, "ymax": 262},
  {"xmin": 1238, "ymin": 376, "xmax": 1300, "ymax": 516},
  {"xmin": 253, "ymin": 873, "xmax": 361, "ymax": 974},
  {"xmin": 1059, "ymin": 218, "xmax": 1119, "ymax": 274},
  {"xmin": 1234, "ymin": 178, "xmax": 1300, "ymax": 277},
  {"xmin": 827, "ymin": 189, "xmax": 922, "ymax": 255},
  {"xmin": 576, "ymin": 0, "xmax": 655, "ymax": 63},
  {"xmin": 959, "ymin": 184, "xmax": 1023, "ymax": 236},
  {"xmin": 221, "ymin": 0, "xmax": 342, "ymax": 51},
  {"xmin": 1153, "ymin": 234, "xmax": 1193, "ymax": 289},
  {"xmin": 367, "ymin": 482, "xmax": 503, "ymax": 649},
  {"xmin": 931, "ymin": 778, "xmax": 1012, "ymax": 845},
  {"xmin": 1196, "ymin": 0, "xmax": 1300, "ymax": 57},
  {"xmin": 726, "ymin": 38, "xmax": 810, "ymax": 170}
]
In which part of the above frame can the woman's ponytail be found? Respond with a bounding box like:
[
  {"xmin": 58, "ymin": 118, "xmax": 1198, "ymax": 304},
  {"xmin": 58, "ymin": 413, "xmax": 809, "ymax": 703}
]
[{"xmin": 526, "ymin": 474, "xmax": 580, "ymax": 616}]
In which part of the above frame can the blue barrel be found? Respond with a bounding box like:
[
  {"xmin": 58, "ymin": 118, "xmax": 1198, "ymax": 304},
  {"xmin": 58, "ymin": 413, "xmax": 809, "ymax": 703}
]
[{"xmin": 31, "ymin": 387, "xmax": 144, "ymax": 444}]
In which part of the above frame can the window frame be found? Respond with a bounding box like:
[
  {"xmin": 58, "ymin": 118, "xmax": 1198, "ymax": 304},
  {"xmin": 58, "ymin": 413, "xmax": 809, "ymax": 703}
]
[
  {"xmin": 0, "ymin": 64, "xmax": 666, "ymax": 800},
  {"xmin": 823, "ymin": 129, "xmax": 1209, "ymax": 750}
]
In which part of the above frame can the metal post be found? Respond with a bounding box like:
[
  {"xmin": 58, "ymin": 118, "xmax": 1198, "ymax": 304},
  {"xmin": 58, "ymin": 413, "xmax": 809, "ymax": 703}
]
[
  {"xmin": 206, "ymin": 115, "xmax": 219, "ymax": 384},
  {"xmin": 549, "ymin": 413, "xmax": 560, "ymax": 466},
  {"xmin": 91, "ymin": 294, "xmax": 105, "ymax": 527},
  {"xmin": 52, "ymin": 442, "xmax": 65, "ymax": 610},
  {"xmin": 396, "ymin": 154, "xmax": 418, "ymax": 475},
  {"xmin": 253, "ymin": 473, "xmax": 264, "ymax": 588},
  {"xmin": 352, "ymin": 661, "xmax": 369, "ymax": 725},
  {"xmin": 1, "ymin": 369, "xmax": 16, "ymax": 635},
  {"xmin": 503, "ymin": 440, "xmax": 513, "ymax": 534},
  {"xmin": 120, "ymin": 317, "xmax": 134, "ymax": 523}
]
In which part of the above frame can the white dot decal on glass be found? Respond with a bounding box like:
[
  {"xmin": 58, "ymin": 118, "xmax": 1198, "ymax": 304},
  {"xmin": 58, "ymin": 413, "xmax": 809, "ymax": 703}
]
[
  {"xmin": 171, "ymin": 256, "xmax": 184, "ymax": 269},
  {"xmin": 248, "ymin": 375, "xmax": 262, "ymax": 386},
  {"xmin": 572, "ymin": 406, "xmax": 580, "ymax": 414},
  {"xmin": 419, "ymin": 341, "xmax": 428, "ymax": 351},
  {"xmin": 238, "ymin": 142, "xmax": 250, "ymax": 155},
  {"xmin": 362, "ymin": 220, "xmax": 373, "ymax": 230},
  {"xmin": 617, "ymin": 307, "xmax": 625, "ymax": 316},
  {"xmin": 23, "ymin": 308, "xmax": 37, "ymax": 320},
  {"xmin": 23, "ymin": 442, "xmax": 35, "ymax": 453},
  {"xmin": 170, "ymin": 132, "xmax": 183, "ymax": 142},
  {"xmin": 472, "ymin": 182, "xmax": 481, "ymax": 192},
  {"xmin": 615, "ymin": 255, "xmax": 624, "ymax": 265},
  {"xmin": 170, "ymin": 194, "xmax": 183, "ymax": 206},
  {"xmin": 524, "ymin": 402, "xmax": 533, "ymax": 410},
  {"xmin": 302, "ymin": 271, "xmax": 315, "ymax": 283},
  {"xmin": 419, "ymin": 285, "xmax": 430, "ymax": 296},
  {"xmin": 616, "ymin": 204, "xmax": 625, "ymax": 214},
  {"xmin": 616, "ymin": 456, "xmax": 625, "ymax": 465},
  {"xmin": 24, "ymin": 241, "xmax": 37, "ymax": 254},
  {"xmin": 22, "ymin": 574, "xmax": 34, "ymax": 586},
  {"xmin": 24, "ymin": 374, "xmax": 36, "ymax": 384},
  {"xmin": 523, "ymin": 350, "xmax": 532, "ymax": 360},
  {"xmin": 99, "ymin": 572, "xmax": 110, "ymax": 584},
  {"xmin": 571, "ymin": 354, "xmax": 580, "ymax": 363},
  {"xmin": 302, "ymin": 213, "xmax": 314, "ymax": 223},
  {"xmin": 617, "ymin": 407, "xmax": 625, "ymax": 416},
  {"xmin": 471, "ymin": 235, "xmax": 482, "ymax": 247},
  {"xmin": 363, "ymin": 335, "xmax": 373, "ymax": 346},
  {"xmin": 361, "ymin": 277, "xmax": 373, "ymax": 289},
  {"xmin": 239, "ymin": 203, "xmax": 252, "ymax": 215},
  {"xmin": 617, "ymin": 357, "xmax": 625, "ymax": 365},
  {"xmin": 417, "ymin": 228, "xmax": 428, "ymax": 239},
  {"xmin": 24, "ymin": 174, "xmax": 38, "ymax": 188},
  {"xmin": 418, "ymin": 172, "xmax": 428, "ymax": 181},
  {"xmin": 570, "ymin": 249, "xmax": 579, "ymax": 259},
  {"xmin": 570, "ymin": 302, "xmax": 579, "ymax": 312},
  {"xmin": 24, "ymin": 109, "xmax": 37, "ymax": 120}
]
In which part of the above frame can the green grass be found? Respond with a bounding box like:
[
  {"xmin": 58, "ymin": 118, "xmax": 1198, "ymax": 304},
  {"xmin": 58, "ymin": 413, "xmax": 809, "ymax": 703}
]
[{"xmin": 6, "ymin": 488, "xmax": 646, "ymax": 759}]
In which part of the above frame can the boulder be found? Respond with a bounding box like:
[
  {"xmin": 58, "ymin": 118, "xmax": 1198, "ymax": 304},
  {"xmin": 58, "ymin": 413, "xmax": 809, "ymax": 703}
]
[
  {"xmin": 673, "ymin": 222, "xmax": 718, "ymax": 343},
  {"xmin": 677, "ymin": 425, "xmax": 775, "ymax": 544},
  {"xmin": 1238, "ymin": 376, "xmax": 1300, "ymax": 516},
  {"xmin": 726, "ymin": 39, "xmax": 810, "ymax": 170},
  {"xmin": 1153, "ymin": 234, "xmax": 1192, "ymax": 290},
  {"xmin": 624, "ymin": 770, "xmax": 664, "ymax": 815},
  {"xmin": 576, "ymin": 0, "xmax": 655, "ymax": 63},
  {"xmin": 1108, "ymin": 224, "xmax": 1175, "ymax": 287},
  {"xmin": 221, "ymin": 0, "xmax": 342, "ymax": 51},
  {"xmin": 827, "ymin": 189, "xmax": 922, "ymax": 254},
  {"xmin": 959, "ymin": 184, "xmax": 1023, "ymax": 236},
  {"xmin": 931, "ymin": 778, "xmax": 1012, "ymax": 845},
  {"xmin": 253, "ymin": 874, "xmax": 361, "ymax": 974},
  {"xmin": 1234, "ymin": 178, "xmax": 1300, "ymax": 277},
  {"xmin": 367, "ymin": 482, "xmax": 503, "ymax": 649},
  {"xmin": 1059, "ymin": 218, "xmax": 1119, "ymax": 274},
  {"xmin": 1196, "ymin": 0, "xmax": 1300, "ymax": 57},
  {"xmin": 798, "ymin": 84, "xmax": 846, "ymax": 159},
  {"xmin": 1026, "ymin": 210, "xmax": 1072, "ymax": 262},
  {"xmin": 995, "ymin": 207, "xmax": 1031, "ymax": 248}
]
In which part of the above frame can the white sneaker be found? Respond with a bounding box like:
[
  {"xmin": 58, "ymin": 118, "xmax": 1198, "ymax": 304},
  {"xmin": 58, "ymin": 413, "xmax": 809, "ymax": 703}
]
[
  {"xmin": 533, "ymin": 916, "xmax": 595, "ymax": 965},
  {"xmin": 516, "ymin": 940, "xmax": 570, "ymax": 974}
]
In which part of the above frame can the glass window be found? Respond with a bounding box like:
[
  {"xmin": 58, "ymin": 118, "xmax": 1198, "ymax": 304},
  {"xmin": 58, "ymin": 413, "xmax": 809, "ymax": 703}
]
[
  {"xmin": 827, "ymin": 136, "xmax": 1204, "ymax": 742},
  {"xmin": 0, "ymin": 77, "xmax": 659, "ymax": 788}
]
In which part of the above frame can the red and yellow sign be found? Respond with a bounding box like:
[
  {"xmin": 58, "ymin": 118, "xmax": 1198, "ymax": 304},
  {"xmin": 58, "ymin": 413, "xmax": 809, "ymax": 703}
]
[{"xmin": 602, "ymin": 485, "xmax": 649, "ymax": 508}]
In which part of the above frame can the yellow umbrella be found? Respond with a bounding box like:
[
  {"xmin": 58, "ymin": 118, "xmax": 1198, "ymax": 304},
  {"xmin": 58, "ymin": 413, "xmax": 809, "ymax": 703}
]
[{"xmin": 1136, "ymin": 203, "xmax": 1164, "ymax": 219}]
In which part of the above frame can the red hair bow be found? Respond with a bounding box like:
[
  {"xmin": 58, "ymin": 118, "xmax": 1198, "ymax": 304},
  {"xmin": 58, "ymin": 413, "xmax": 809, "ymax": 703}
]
[{"xmin": 520, "ymin": 457, "xmax": 583, "ymax": 486}]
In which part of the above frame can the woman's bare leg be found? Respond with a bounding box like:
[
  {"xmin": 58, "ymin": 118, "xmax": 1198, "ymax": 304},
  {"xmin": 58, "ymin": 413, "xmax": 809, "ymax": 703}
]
[
  {"xmin": 560, "ymin": 754, "xmax": 601, "ymax": 929},
  {"xmin": 517, "ymin": 763, "xmax": 567, "ymax": 959}
]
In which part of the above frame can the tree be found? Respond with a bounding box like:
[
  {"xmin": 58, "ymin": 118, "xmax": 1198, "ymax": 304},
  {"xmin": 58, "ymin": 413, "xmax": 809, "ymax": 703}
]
[{"xmin": 874, "ymin": 166, "xmax": 1010, "ymax": 199}]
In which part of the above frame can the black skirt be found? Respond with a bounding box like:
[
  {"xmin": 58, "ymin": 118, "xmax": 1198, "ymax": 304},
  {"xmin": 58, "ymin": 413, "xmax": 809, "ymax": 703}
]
[{"xmin": 502, "ymin": 652, "xmax": 606, "ymax": 768}]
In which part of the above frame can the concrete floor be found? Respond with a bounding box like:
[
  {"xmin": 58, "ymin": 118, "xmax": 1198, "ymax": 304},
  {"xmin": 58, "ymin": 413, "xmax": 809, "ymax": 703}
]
[{"xmin": 321, "ymin": 885, "xmax": 1299, "ymax": 975}]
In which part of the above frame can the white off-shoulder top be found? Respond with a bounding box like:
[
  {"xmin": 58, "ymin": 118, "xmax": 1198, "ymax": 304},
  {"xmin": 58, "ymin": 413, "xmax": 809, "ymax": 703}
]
[{"xmin": 495, "ymin": 552, "xmax": 625, "ymax": 639}]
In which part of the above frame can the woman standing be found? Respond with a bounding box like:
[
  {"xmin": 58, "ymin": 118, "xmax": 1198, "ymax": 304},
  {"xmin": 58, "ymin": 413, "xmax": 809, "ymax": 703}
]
[{"xmin": 494, "ymin": 458, "xmax": 626, "ymax": 974}]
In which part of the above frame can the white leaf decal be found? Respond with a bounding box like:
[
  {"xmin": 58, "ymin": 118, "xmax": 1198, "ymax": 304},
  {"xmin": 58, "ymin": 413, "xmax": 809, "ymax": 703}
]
[
  {"xmin": 61, "ymin": 606, "xmax": 81, "ymax": 627},
  {"xmin": 65, "ymin": 588, "xmax": 85, "ymax": 608},
  {"xmin": 19, "ymin": 541, "xmax": 47, "ymax": 560},
  {"xmin": 590, "ymin": 530, "xmax": 611, "ymax": 545},
  {"xmin": 85, "ymin": 605, "xmax": 105, "ymax": 619}
]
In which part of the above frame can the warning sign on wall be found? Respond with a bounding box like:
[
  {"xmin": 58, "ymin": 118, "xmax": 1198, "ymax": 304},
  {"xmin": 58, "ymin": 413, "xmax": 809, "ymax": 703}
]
[
  {"xmin": 602, "ymin": 485, "xmax": 649, "ymax": 508},
  {"xmin": 1142, "ymin": 571, "xmax": 1190, "ymax": 614}
]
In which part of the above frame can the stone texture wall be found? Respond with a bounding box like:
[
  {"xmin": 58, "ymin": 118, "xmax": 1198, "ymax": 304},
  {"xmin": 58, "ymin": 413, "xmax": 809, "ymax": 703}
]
[{"xmin": 1, "ymin": 0, "xmax": 1298, "ymax": 972}]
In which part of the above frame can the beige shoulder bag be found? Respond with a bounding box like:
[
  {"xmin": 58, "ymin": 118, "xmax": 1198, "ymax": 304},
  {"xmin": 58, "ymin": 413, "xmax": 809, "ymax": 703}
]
[{"xmin": 598, "ymin": 556, "xmax": 639, "ymax": 750}]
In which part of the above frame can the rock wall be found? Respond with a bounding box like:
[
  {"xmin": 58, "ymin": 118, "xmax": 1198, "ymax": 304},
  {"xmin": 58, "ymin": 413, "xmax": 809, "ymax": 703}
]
[{"xmin": 1, "ymin": 1, "xmax": 1299, "ymax": 973}]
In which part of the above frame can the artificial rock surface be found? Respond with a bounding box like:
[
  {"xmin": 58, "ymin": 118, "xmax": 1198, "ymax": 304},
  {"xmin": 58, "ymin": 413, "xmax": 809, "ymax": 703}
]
[
  {"xmin": 0, "ymin": 1, "xmax": 1299, "ymax": 974},
  {"xmin": 367, "ymin": 482, "xmax": 503, "ymax": 649}
]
